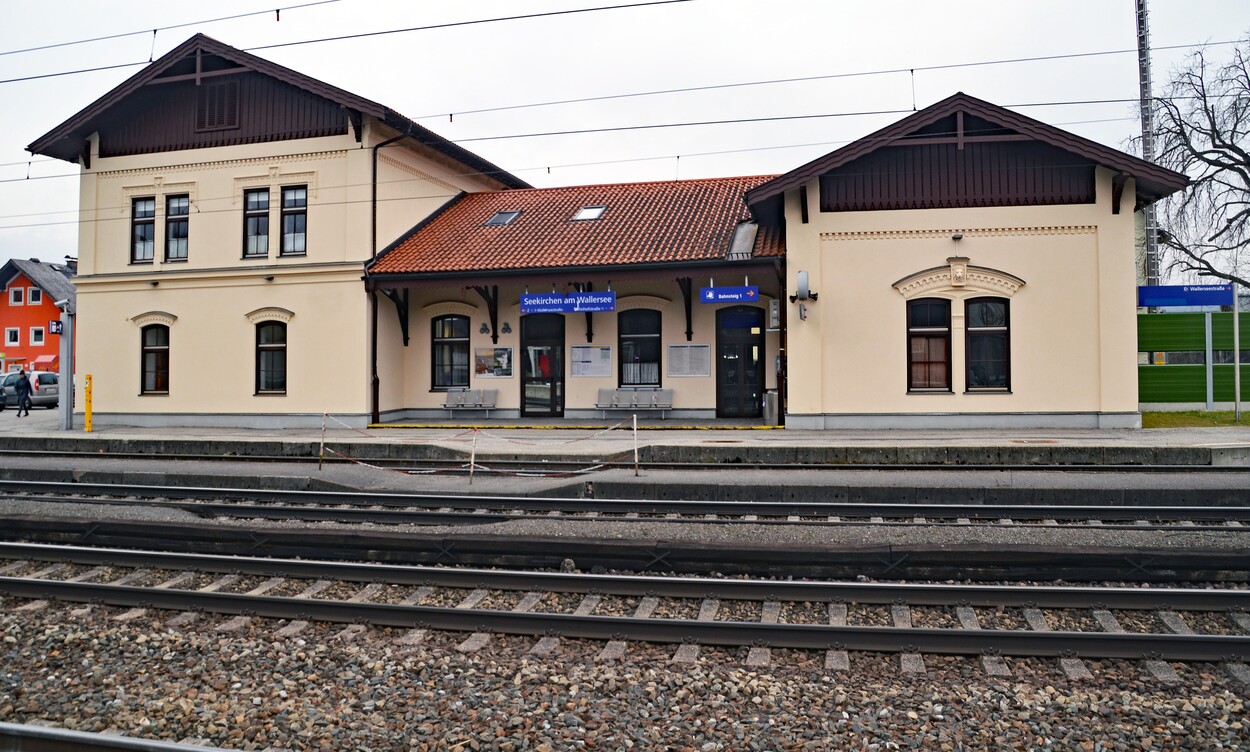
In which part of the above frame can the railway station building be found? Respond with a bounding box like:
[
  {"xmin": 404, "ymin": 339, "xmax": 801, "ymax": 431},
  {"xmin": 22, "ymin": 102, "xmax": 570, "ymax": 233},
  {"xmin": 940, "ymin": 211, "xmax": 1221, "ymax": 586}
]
[{"xmin": 28, "ymin": 35, "xmax": 1186, "ymax": 429}]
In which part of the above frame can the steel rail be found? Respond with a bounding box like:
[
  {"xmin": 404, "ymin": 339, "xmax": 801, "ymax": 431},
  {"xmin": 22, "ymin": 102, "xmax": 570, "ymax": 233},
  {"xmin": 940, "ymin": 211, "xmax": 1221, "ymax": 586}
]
[
  {"xmin": 4, "ymin": 491, "xmax": 1249, "ymax": 531},
  {"xmin": 4, "ymin": 480, "xmax": 1250, "ymax": 523},
  {"xmin": 1, "ymin": 576, "xmax": 1246, "ymax": 661},
  {"xmin": 0, "ymin": 722, "xmax": 215, "ymax": 752},
  {"xmin": 0, "ymin": 448, "xmax": 1243, "ymax": 472},
  {"xmin": 2, "ymin": 542, "xmax": 1246, "ymax": 610}
]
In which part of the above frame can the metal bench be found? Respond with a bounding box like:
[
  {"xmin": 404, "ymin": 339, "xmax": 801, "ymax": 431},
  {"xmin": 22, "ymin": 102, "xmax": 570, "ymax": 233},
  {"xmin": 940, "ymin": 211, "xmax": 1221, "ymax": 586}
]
[
  {"xmin": 443, "ymin": 388, "xmax": 498, "ymax": 418},
  {"xmin": 595, "ymin": 388, "xmax": 673, "ymax": 419}
]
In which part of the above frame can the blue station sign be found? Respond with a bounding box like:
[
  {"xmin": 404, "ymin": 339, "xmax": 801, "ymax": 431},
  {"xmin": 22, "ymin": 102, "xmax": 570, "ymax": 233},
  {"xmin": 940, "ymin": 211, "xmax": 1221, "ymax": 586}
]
[
  {"xmin": 700, "ymin": 286, "xmax": 759, "ymax": 304},
  {"xmin": 520, "ymin": 291, "xmax": 616, "ymax": 314},
  {"xmin": 1137, "ymin": 284, "xmax": 1234, "ymax": 308}
]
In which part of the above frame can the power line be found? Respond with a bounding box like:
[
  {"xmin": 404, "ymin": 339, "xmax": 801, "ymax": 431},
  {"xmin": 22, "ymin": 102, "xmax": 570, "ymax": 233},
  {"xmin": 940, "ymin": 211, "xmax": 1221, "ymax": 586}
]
[
  {"xmin": 0, "ymin": 0, "xmax": 697, "ymax": 85},
  {"xmin": 0, "ymin": 0, "xmax": 344, "ymax": 57},
  {"xmin": 0, "ymin": 116, "xmax": 1146, "ymax": 230},
  {"xmin": 415, "ymin": 39, "xmax": 1243, "ymax": 121}
]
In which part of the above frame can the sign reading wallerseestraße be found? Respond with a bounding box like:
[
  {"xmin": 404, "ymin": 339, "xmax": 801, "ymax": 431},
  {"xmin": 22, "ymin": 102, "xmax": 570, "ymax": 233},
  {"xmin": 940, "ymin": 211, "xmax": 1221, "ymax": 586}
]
[
  {"xmin": 1137, "ymin": 284, "xmax": 1235, "ymax": 308},
  {"xmin": 520, "ymin": 291, "xmax": 616, "ymax": 314},
  {"xmin": 700, "ymin": 286, "xmax": 759, "ymax": 303}
]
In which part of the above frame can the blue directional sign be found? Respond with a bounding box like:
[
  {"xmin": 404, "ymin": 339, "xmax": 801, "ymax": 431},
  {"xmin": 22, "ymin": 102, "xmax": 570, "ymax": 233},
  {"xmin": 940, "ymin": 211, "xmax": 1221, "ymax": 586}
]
[
  {"xmin": 1137, "ymin": 284, "xmax": 1234, "ymax": 308},
  {"xmin": 520, "ymin": 291, "xmax": 616, "ymax": 314},
  {"xmin": 699, "ymin": 286, "xmax": 759, "ymax": 303}
]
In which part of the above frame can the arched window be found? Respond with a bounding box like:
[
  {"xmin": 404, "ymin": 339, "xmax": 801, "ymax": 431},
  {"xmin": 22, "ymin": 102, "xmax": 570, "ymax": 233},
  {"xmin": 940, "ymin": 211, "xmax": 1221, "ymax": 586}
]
[
  {"xmin": 431, "ymin": 314, "xmax": 470, "ymax": 389},
  {"xmin": 907, "ymin": 298, "xmax": 950, "ymax": 391},
  {"xmin": 618, "ymin": 309, "xmax": 661, "ymax": 387},
  {"xmin": 966, "ymin": 297, "xmax": 1010, "ymax": 390},
  {"xmin": 141, "ymin": 324, "xmax": 169, "ymax": 394},
  {"xmin": 255, "ymin": 321, "xmax": 287, "ymax": 394}
]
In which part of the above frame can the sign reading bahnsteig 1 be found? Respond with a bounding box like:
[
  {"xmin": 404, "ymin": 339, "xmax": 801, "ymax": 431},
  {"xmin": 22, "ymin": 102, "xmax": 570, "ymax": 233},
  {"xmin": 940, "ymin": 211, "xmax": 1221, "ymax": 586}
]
[
  {"xmin": 700, "ymin": 286, "xmax": 759, "ymax": 303},
  {"xmin": 1137, "ymin": 284, "xmax": 1234, "ymax": 308},
  {"xmin": 520, "ymin": 291, "xmax": 616, "ymax": 314}
]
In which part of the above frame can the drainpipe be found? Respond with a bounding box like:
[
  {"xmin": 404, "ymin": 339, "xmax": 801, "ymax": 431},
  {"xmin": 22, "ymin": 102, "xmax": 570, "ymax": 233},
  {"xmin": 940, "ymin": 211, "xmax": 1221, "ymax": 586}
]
[{"xmin": 369, "ymin": 132, "xmax": 404, "ymax": 426}]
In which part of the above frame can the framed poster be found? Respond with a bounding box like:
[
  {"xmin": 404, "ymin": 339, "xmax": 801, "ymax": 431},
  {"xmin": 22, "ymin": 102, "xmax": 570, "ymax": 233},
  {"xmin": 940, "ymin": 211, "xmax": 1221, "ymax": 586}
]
[
  {"xmin": 570, "ymin": 345, "xmax": 612, "ymax": 377},
  {"xmin": 474, "ymin": 347, "xmax": 513, "ymax": 378},
  {"xmin": 668, "ymin": 344, "xmax": 711, "ymax": 377}
]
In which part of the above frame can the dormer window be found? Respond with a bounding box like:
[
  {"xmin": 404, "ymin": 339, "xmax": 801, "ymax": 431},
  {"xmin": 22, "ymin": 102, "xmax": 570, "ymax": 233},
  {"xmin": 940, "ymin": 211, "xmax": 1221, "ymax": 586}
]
[
  {"xmin": 573, "ymin": 206, "xmax": 607, "ymax": 221},
  {"xmin": 485, "ymin": 210, "xmax": 521, "ymax": 226}
]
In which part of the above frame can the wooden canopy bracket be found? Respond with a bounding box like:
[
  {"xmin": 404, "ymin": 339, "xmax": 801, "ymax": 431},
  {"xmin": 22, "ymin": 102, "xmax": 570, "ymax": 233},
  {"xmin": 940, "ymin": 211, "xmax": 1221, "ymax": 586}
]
[
  {"xmin": 677, "ymin": 277, "xmax": 694, "ymax": 341},
  {"xmin": 472, "ymin": 284, "xmax": 499, "ymax": 345},
  {"xmin": 1111, "ymin": 173, "xmax": 1128, "ymax": 215},
  {"xmin": 348, "ymin": 109, "xmax": 363, "ymax": 143},
  {"xmin": 380, "ymin": 288, "xmax": 410, "ymax": 346},
  {"xmin": 573, "ymin": 282, "xmax": 595, "ymax": 342}
]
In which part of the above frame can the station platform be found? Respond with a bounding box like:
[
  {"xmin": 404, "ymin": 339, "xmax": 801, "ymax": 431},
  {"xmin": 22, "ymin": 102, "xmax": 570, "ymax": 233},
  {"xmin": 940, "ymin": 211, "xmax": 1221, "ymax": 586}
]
[{"xmin": 0, "ymin": 408, "xmax": 1246, "ymax": 467}]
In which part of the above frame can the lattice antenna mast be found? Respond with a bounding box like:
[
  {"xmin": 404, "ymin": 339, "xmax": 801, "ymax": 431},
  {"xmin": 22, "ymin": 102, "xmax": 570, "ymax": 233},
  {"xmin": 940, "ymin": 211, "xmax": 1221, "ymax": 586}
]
[{"xmin": 1137, "ymin": 0, "xmax": 1160, "ymax": 285}]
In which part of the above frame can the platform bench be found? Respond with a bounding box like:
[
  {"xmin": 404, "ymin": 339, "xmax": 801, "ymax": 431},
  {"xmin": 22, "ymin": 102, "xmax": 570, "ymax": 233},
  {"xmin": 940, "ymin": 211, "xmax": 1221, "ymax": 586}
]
[
  {"xmin": 443, "ymin": 388, "xmax": 498, "ymax": 418},
  {"xmin": 595, "ymin": 388, "xmax": 673, "ymax": 419}
]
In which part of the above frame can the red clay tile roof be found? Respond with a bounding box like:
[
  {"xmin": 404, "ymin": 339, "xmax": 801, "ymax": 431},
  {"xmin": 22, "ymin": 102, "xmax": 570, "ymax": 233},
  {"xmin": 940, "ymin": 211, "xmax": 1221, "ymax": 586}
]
[{"xmin": 369, "ymin": 176, "xmax": 783, "ymax": 276}]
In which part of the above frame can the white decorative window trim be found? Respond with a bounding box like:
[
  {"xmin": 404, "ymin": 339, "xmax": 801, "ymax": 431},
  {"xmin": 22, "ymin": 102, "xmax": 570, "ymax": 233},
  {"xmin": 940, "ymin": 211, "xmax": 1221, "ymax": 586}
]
[
  {"xmin": 421, "ymin": 301, "xmax": 479, "ymax": 319},
  {"xmin": 121, "ymin": 179, "xmax": 197, "ymax": 214},
  {"xmin": 29, "ymin": 327, "xmax": 45, "ymax": 346},
  {"xmin": 5, "ymin": 327, "xmax": 19, "ymax": 345},
  {"xmin": 233, "ymin": 169, "xmax": 317, "ymax": 205},
  {"xmin": 130, "ymin": 311, "xmax": 179, "ymax": 328},
  {"xmin": 9, "ymin": 287, "xmax": 24, "ymax": 305},
  {"xmin": 245, "ymin": 307, "xmax": 295, "ymax": 324},
  {"xmin": 617, "ymin": 294, "xmax": 671, "ymax": 312},
  {"xmin": 27, "ymin": 288, "xmax": 42, "ymax": 305},
  {"xmin": 893, "ymin": 256, "xmax": 1025, "ymax": 299}
]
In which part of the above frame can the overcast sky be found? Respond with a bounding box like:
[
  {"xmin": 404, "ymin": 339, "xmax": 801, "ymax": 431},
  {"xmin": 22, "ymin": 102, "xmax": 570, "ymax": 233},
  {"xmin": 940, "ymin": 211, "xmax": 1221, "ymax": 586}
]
[{"xmin": 2, "ymin": 0, "xmax": 1248, "ymax": 265}]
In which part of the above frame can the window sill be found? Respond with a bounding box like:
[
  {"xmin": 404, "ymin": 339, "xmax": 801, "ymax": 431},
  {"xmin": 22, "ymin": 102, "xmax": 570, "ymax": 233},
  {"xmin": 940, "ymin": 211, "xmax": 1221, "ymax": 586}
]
[
  {"xmin": 242, "ymin": 254, "xmax": 269, "ymax": 261},
  {"xmin": 129, "ymin": 260, "xmax": 154, "ymax": 266},
  {"xmin": 254, "ymin": 391, "xmax": 287, "ymax": 396},
  {"xmin": 139, "ymin": 391, "xmax": 169, "ymax": 396},
  {"xmin": 907, "ymin": 389, "xmax": 953, "ymax": 395},
  {"xmin": 431, "ymin": 387, "xmax": 469, "ymax": 393},
  {"xmin": 964, "ymin": 389, "xmax": 1012, "ymax": 394},
  {"xmin": 163, "ymin": 258, "xmax": 188, "ymax": 263},
  {"xmin": 279, "ymin": 252, "xmax": 308, "ymax": 258}
]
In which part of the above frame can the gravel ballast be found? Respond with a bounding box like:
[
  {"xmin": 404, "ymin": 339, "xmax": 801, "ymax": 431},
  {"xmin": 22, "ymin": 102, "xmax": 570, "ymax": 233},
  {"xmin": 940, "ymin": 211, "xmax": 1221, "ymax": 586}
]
[{"xmin": 2, "ymin": 600, "xmax": 1248, "ymax": 751}]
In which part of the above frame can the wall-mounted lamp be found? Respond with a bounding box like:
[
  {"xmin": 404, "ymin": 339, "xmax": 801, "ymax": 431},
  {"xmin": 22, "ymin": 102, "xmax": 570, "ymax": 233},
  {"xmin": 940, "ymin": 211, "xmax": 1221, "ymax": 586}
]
[
  {"xmin": 479, "ymin": 322, "xmax": 491, "ymax": 334},
  {"xmin": 148, "ymin": 280, "xmax": 159, "ymax": 287},
  {"xmin": 500, "ymin": 322, "xmax": 512, "ymax": 334},
  {"xmin": 788, "ymin": 269, "xmax": 817, "ymax": 303},
  {"xmin": 951, "ymin": 233, "xmax": 964, "ymax": 241},
  {"xmin": 262, "ymin": 275, "xmax": 275, "ymax": 282}
]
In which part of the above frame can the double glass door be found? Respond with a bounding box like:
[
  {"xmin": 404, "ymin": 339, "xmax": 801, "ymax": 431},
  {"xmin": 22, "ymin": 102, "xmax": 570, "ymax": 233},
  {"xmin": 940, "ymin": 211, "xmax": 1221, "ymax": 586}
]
[
  {"xmin": 716, "ymin": 306, "xmax": 764, "ymax": 418},
  {"xmin": 521, "ymin": 314, "xmax": 564, "ymax": 417}
]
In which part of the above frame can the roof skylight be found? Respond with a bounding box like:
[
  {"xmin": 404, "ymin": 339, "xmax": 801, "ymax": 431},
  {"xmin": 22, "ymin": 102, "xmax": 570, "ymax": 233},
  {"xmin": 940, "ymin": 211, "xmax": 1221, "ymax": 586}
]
[
  {"xmin": 573, "ymin": 205, "xmax": 607, "ymax": 221},
  {"xmin": 485, "ymin": 210, "xmax": 522, "ymax": 226}
]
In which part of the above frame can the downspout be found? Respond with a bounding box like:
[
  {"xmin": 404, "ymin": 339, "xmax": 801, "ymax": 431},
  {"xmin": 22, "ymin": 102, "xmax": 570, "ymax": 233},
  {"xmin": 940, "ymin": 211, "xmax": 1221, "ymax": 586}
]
[{"xmin": 369, "ymin": 132, "xmax": 405, "ymax": 425}]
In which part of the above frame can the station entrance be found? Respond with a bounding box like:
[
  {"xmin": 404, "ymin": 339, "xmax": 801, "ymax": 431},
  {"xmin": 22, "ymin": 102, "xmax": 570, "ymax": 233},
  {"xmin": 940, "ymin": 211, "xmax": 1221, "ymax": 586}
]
[
  {"xmin": 521, "ymin": 314, "xmax": 565, "ymax": 417},
  {"xmin": 715, "ymin": 306, "xmax": 764, "ymax": 418}
]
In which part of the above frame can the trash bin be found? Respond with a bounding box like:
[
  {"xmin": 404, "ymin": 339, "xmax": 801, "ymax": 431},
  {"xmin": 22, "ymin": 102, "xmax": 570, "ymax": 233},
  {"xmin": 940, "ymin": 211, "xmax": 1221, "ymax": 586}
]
[{"xmin": 762, "ymin": 390, "xmax": 778, "ymax": 425}]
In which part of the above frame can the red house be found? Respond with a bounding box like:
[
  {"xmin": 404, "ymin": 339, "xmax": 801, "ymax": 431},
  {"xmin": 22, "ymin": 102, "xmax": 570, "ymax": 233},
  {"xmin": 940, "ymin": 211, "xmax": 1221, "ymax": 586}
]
[{"xmin": 0, "ymin": 258, "xmax": 76, "ymax": 374}]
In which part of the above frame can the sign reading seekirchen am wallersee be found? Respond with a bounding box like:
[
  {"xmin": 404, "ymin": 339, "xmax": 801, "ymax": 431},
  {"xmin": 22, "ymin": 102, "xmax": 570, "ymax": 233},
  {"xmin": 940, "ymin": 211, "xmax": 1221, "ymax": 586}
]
[
  {"xmin": 700, "ymin": 286, "xmax": 759, "ymax": 303},
  {"xmin": 520, "ymin": 291, "xmax": 616, "ymax": 314},
  {"xmin": 1137, "ymin": 284, "xmax": 1234, "ymax": 308}
]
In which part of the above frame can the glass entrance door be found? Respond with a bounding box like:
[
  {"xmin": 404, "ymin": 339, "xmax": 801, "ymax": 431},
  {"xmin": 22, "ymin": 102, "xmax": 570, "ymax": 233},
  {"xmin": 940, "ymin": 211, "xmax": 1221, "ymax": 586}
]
[
  {"xmin": 521, "ymin": 314, "xmax": 564, "ymax": 417},
  {"xmin": 716, "ymin": 306, "xmax": 764, "ymax": 418}
]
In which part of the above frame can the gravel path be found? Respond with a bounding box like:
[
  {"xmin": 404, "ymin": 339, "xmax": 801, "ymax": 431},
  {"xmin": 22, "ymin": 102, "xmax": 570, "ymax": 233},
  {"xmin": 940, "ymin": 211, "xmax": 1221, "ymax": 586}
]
[{"xmin": 2, "ymin": 598, "xmax": 1248, "ymax": 751}]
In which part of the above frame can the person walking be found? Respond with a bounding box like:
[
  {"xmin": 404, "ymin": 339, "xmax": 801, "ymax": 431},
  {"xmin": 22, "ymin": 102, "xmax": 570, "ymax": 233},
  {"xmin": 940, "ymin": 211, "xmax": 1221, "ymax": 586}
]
[{"xmin": 13, "ymin": 369, "xmax": 31, "ymax": 417}]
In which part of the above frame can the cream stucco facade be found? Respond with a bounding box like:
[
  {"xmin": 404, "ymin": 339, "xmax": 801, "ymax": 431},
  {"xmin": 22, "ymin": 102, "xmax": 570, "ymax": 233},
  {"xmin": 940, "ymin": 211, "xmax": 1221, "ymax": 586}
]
[
  {"xmin": 781, "ymin": 166, "xmax": 1142, "ymax": 428},
  {"xmin": 72, "ymin": 121, "xmax": 506, "ymax": 427}
]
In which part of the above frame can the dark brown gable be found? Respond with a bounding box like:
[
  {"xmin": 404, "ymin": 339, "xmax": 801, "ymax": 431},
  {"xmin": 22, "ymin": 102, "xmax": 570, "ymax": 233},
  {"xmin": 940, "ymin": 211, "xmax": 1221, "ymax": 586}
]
[
  {"xmin": 820, "ymin": 137, "xmax": 1096, "ymax": 212},
  {"xmin": 96, "ymin": 70, "xmax": 347, "ymax": 158}
]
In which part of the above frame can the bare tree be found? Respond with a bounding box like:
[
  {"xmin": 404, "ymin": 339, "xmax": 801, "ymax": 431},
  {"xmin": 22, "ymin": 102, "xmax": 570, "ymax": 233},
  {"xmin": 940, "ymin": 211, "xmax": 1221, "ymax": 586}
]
[{"xmin": 1153, "ymin": 40, "xmax": 1250, "ymax": 289}]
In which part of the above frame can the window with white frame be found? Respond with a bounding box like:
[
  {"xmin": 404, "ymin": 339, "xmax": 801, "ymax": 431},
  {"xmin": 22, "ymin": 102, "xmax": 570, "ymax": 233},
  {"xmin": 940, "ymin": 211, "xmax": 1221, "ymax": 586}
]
[
  {"xmin": 27, "ymin": 288, "xmax": 42, "ymax": 305},
  {"xmin": 9, "ymin": 287, "xmax": 23, "ymax": 305},
  {"xmin": 4, "ymin": 328, "xmax": 18, "ymax": 346},
  {"xmin": 30, "ymin": 327, "xmax": 44, "ymax": 346}
]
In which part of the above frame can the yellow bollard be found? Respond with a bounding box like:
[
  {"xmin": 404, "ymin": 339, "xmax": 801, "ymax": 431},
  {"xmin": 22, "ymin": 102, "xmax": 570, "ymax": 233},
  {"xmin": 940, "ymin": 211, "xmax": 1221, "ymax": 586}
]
[{"xmin": 84, "ymin": 374, "xmax": 93, "ymax": 433}]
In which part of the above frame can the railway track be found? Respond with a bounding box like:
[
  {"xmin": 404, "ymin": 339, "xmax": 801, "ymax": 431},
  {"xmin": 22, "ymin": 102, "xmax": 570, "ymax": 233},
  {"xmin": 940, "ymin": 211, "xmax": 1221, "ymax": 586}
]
[
  {"xmin": 1, "ymin": 542, "xmax": 1248, "ymax": 674},
  {"xmin": 4, "ymin": 479, "xmax": 1250, "ymax": 530}
]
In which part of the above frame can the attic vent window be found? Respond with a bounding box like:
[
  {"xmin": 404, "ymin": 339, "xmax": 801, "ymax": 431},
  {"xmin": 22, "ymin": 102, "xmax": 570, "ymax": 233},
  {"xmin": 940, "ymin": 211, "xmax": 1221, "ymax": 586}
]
[
  {"xmin": 727, "ymin": 222, "xmax": 759, "ymax": 260},
  {"xmin": 196, "ymin": 79, "xmax": 240, "ymax": 132},
  {"xmin": 485, "ymin": 210, "xmax": 521, "ymax": 226},
  {"xmin": 573, "ymin": 205, "xmax": 606, "ymax": 221}
]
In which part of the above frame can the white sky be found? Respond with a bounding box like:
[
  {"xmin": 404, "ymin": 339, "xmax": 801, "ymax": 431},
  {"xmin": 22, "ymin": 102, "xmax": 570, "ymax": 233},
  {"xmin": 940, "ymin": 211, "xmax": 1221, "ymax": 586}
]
[{"xmin": 1, "ymin": 0, "xmax": 1248, "ymax": 265}]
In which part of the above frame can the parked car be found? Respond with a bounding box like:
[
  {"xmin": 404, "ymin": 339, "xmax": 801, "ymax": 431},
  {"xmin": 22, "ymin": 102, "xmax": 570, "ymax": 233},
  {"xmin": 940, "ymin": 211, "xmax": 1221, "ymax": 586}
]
[{"xmin": 0, "ymin": 370, "xmax": 58, "ymax": 409}]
